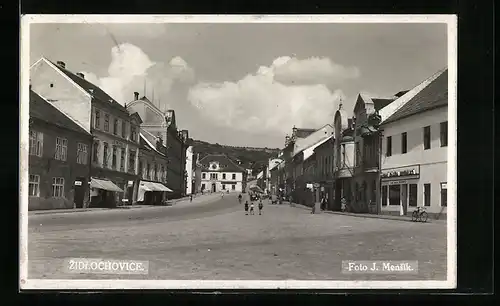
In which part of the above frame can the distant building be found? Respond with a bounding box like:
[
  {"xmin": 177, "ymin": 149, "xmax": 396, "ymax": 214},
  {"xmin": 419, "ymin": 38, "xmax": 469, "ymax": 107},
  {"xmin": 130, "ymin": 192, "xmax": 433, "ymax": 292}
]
[
  {"xmin": 313, "ymin": 135, "xmax": 336, "ymax": 210},
  {"xmin": 126, "ymin": 93, "xmax": 189, "ymax": 199},
  {"xmin": 199, "ymin": 154, "xmax": 247, "ymax": 193},
  {"xmin": 185, "ymin": 145, "xmax": 194, "ymax": 195},
  {"xmin": 30, "ymin": 58, "xmax": 142, "ymax": 208},
  {"xmin": 379, "ymin": 68, "xmax": 448, "ymax": 218},
  {"xmin": 28, "ymin": 90, "xmax": 93, "ymax": 210}
]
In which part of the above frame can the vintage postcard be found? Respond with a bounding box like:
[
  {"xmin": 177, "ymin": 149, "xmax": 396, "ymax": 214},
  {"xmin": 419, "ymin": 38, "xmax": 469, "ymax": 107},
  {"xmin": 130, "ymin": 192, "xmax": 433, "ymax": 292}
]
[{"xmin": 19, "ymin": 15, "xmax": 457, "ymax": 290}]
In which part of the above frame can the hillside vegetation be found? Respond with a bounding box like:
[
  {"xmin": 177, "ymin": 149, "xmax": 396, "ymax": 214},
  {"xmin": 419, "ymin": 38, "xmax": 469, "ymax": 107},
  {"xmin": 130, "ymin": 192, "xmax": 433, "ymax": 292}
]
[{"xmin": 190, "ymin": 139, "xmax": 280, "ymax": 174}]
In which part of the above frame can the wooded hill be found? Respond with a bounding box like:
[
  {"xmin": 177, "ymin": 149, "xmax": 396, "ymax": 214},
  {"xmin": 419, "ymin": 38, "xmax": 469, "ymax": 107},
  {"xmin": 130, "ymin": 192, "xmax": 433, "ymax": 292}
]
[{"xmin": 190, "ymin": 139, "xmax": 280, "ymax": 175}]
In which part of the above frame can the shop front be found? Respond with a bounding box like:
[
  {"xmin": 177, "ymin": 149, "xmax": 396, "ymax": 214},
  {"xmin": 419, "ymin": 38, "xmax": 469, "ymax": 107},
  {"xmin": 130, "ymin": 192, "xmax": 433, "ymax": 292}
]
[
  {"xmin": 89, "ymin": 177, "xmax": 124, "ymax": 208},
  {"xmin": 137, "ymin": 180, "xmax": 173, "ymax": 205},
  {"xmin": 380, "ymin": 165, "xmax": 420, "ymax": 216}
]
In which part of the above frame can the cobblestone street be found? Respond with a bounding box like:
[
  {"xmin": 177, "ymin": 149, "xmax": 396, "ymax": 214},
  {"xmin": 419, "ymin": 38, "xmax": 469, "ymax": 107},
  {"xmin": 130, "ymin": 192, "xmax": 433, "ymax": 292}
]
[{"xmin": 28, "ymin": 195, "xmax": 447, "ymax": 281}]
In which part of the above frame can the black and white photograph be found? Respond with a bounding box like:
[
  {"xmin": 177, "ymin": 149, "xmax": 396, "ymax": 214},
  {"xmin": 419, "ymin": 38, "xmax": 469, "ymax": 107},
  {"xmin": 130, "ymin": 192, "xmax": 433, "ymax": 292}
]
[{"xmin": 20, "ymin": 15, "xmax": 457, "ymax": 290}]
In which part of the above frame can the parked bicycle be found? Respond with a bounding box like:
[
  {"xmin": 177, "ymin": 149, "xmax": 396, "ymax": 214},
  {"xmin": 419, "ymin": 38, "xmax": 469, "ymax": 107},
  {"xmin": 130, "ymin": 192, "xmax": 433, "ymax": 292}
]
[{"xmin": 412, "ymin": 206, "xmax": 429, "ymax": 222}]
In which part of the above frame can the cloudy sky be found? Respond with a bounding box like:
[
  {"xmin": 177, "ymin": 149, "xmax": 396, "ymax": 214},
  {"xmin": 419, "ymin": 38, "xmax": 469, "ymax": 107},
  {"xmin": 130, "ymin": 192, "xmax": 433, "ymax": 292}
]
[{"xmin": 30, "ymin": 22, "xmax": 447, "ymax": 148}]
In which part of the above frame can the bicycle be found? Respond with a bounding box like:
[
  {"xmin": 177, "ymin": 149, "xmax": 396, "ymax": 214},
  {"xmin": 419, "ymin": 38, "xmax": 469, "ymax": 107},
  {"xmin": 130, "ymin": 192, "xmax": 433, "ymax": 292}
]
[{"xmin": 411, "ymin": 206, "xmax": 429, "ymax": 222}]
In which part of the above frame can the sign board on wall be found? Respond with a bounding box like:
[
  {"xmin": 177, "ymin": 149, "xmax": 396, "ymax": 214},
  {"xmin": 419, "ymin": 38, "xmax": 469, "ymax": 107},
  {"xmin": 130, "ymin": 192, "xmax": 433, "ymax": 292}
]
[
  {"xmin": 441, "ymin": 182, "xmax": 447, "ymax": 189},
  {"xmin": 74, "ymin": 181, "xmax": 82, "ymax": 186},
  {"xmin": 128, "ymin": 181, "xmax": 134, "ymax": 187}
]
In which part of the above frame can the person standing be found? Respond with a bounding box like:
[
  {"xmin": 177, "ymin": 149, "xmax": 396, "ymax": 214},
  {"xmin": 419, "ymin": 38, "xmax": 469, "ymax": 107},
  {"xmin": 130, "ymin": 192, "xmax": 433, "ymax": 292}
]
[
  {"xmin": 244, "ymin": 201, "xmax": 249, "ymax": 215},
  {"xmin": 250, "ymin": 202, "xmax": 255, "ymax": 215},
  {"xmin": 258, "ymin": 199, "xmax": 263, "ymax": 215},
  {"xmin": 190, "ymin": 194, "xmax": 193, "ymax": 202},
  {"xmin": 238, "ymin": 193, "xmax": 243, "ymax": 204}
]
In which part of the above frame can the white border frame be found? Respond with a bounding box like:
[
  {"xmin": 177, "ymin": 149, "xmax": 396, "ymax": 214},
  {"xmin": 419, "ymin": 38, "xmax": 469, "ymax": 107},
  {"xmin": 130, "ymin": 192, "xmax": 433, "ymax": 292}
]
[{"xmin": 20, "ymin": 14, "xmax": 457, "ymax": 290}]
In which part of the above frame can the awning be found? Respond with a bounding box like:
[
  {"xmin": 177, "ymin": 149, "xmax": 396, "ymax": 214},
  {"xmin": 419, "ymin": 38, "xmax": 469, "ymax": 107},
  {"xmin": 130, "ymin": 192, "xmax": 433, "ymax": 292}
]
[
  {"xmin": 90, "ymin": 178, "xmax": 124, "ymax": 193},
  {"xmin": 139, "ymin": 181, "xmax": 173, "ymax": 192}
]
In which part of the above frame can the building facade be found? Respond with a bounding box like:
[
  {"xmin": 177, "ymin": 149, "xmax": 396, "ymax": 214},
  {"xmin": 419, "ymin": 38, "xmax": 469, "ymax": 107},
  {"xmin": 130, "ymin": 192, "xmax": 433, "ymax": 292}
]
[
  {"xmin": 333, "ymin": 104, "xmax": 356, "ymax": 211},
  {"xmin": 30, "ymin": 58, "xmax": 142, "ymax": 208},
  {"xmin": 28, "ymin": 90, "xmax": 93, "ymax": 210},
  {"xmin": 379, "ymin": 68, "xmax": 448, "ymax": 219},
  {"xmin": 199, "ymin": 154, "xmax": 246, "ymax": 193},
  {"xmin": 313, "ymin": 135, "xmax": 336, "ymax": 210},
  {"xmin": 126, "ymin": 93, "xmax": 189, "ymax": 199},
  {"xmin": 185, "ymin": 145, "xmax": 194, "ymax": 195}
]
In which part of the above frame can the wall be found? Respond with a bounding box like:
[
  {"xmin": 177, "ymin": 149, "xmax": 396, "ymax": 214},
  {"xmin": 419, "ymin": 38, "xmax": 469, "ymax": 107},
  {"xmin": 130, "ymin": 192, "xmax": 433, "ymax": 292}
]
[
  {"xmin": 380, "ymin": 107, "xmax": 448, "ymax": 215},
  {"xmin": 185, "ymin": 146, "xmax": 194, "ymax": 195},
  {"xmin": 29, "ymin": 121, "xmax": 92, "ymax": 210},
  {"xmin": 30, "ymin": 60, "xmax": 92, "ymax": 133}
]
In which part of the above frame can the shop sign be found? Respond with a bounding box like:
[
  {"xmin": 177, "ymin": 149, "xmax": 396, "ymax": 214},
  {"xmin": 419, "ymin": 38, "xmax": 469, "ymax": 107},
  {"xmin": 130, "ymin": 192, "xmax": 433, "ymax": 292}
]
[
  {"xmin": 381, "ymin": 165, "xmax": 420, "ymax": 179},
  {"xmin": 441, "ymin": 182, "xmax": 447, "ymax": 189},
  {"xmin": 74, "ymin": 181, "xmax": 82, "ymax": 186},
  {"xmin": 389, "ymin": 180, "xmax": 408, "ymax": 185},
  {"xmin": 127, "ymin": 180, "xmax": 134, "ymax": 186}
]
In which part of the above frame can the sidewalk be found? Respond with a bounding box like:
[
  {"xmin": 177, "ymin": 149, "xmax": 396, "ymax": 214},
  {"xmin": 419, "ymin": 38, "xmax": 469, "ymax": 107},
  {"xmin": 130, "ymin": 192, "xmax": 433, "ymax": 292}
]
[
  {"xmin": 288, "ymin": 202, "xmax": 447, "ymax": 224},
  {"xmin": 28, "ymin": 192, "xmax": 221, "ymax": 216}
]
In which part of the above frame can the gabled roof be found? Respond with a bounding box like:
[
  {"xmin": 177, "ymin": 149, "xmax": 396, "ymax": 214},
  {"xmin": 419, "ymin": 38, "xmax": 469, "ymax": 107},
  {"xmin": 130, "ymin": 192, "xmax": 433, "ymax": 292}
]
[
  {"xmin": 30, "ymin": 90, "xmax": 91, "ymax": 136},
  {"xmin": 295, "ymin": 128, "xmax": 317, "ymax": 138},
  {"xmin": 304, "ymin": 135, "xmax": 334, "ymax": 161},
  {"xmin": 198, "ymin": 154, "xmax": 246, "ymax": 173},
  {"xmin": 44, "ymin": 58, "xmax": 128, "ymax": 113},
  {"xmin": 140, "ymin": 130, "xmax": 165, "ymax": 156},
  {"xmin": 293, "ymin": 124, "xmax": 334, "ymax": 157},
  {"xmin": 382, "ymin": 68, "xmax": 448, "ymax": 125},
  {"xmin": 371, "ymin": 98, "xmax": 396, "ymax": 112}
]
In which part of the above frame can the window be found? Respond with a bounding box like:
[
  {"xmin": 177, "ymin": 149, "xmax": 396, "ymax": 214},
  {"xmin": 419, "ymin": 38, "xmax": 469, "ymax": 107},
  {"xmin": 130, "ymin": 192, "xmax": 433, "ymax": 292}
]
[
  {"xmin": 386, "ymin": 136, "xmax": 392, "ymax": 157},
  {"xmin": 342, "ymin": 144, "xmax": 346, "ymax": 166},
  {"xmin": 93, "ymin": 140, "xmax": 100, "ymax": 163},
  {"xmin": 121, "ymin": 121, "xmax": 127, "ymax": 138},
  {"xmin": 232, "ymin": 184, "xmax": 236, "ymax": 190},
  {"xmin": 29, "ymin": 130, "xmax": 43, "ymax": 157},
  {"xmin": 222, "ymin": 173, "xmax": 226, "ymax": 180},
  {"xmin": 409, "ymin": 184, "xmax": 418, "ymax": 207},
  {"xmin": 94, "ymin": 110, "xmax": 101, "ymax": 129},
  {"xmin": 161, "ymin": 165, "xmax": 165, "ymax": 182},
  {"xmin": 77, "ymin": 143, "xmax": 88, "ymax": 165},
  {"xmin": 440, "ymin": 122, "xmax": 448, "ymax": 147},
  {"xmin": 381, "ymin": 185, "xmax": 388, "ymax": 206},
  {"xmin": 104, "ymin": 114, "xmax": 110, "ymax": 132},
  {"xmin": 130, "ymin": 126, "xmax": 137, "ymax": 142},
  {"xmin": 440, "ymin": 182, "xmax": 447, "ymax": 207},
  {"xmin": 424, "ymin": 183, "xmax": 431, "ymax": 206},
  {"xmin": 113, "ymin": 118, "xmax": 119, "ymax": 135},
  {"xmin": 201, "ymin": 183, "xmax": 206, "ymax": 190},
  {"xmin": 222, "ymin": 184, "xmax": 226, "ymax": 190},
  {"xmin": 55, "ymin": 137, "xmax": 68, "ymax": 161},
  {"xmin": 232, "ymin": 173, "xmax": 236, "ymax": 180},
  {"xmin": 401, "ymin": 132, "xmax": 408, "ymax": 154},
  {"xmin": 29, "ymin": 174, "xmax": 40, "ymax": 197},
  {"xmin": 51, "ymin": 177, "xmax": 64, "ymax": 198},
  {"xmin": 146, "ymin": 163, "xmax": 150, "ymax": 179},
  {"xmin": 112, "ymin": 145, "xmax": 117, "ymax": 169},
  {"xmin": 389, "ymin": 185, "xmax": 401, "ymax": 206},
  {"xmin": 103, "ymin": 142, "xmax": 109, "ymax": 167},
  {"xmin": 202, "ymin": 173, "xmax": 206, "ymax": 179},
  {"xmin": 355, "ymin": 142, "xmax": 361, "ymax": 166},
  {"xmin": 128, "ymin": 150, "xmax": 135, "ymax": 173},
  {"xmin": 423, "ymin": 126, "xmax": 431, "ymax": 150}
]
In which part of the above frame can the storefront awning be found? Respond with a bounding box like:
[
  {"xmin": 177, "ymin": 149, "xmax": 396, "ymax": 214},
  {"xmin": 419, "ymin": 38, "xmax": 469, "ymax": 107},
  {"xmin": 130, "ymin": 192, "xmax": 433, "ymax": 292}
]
[
  {"xmin": 139, "ymin": 181, "xmax": 173, "ymax": 192},
  {"xmin": 90, "ymin": 178, "xmax": 124, "ymax": 193}
]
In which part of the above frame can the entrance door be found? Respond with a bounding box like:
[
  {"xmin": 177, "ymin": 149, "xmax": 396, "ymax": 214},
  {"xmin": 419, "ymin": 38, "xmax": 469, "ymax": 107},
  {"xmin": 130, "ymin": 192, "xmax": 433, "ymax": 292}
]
[
  {"xmin": 401, "ymin": 184, "xmax": 408, "ymax": 215},
  {"xmin": 74, "ymin": 177, "xmax": 86, "ymax": 208},
  {"xmin": 211, "ymin": 183, "xmax": 216, "ymax": 192}
]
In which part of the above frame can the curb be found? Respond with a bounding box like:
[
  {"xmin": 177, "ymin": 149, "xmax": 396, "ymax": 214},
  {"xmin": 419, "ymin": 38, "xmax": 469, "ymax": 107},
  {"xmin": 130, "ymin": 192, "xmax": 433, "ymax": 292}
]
[{"xmin": 290, "ymin": 203, "xmax": 446, "ymax": 224}]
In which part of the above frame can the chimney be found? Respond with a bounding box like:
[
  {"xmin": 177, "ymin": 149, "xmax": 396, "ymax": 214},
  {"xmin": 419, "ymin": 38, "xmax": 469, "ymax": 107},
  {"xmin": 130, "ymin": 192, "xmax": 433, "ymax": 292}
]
[
  {"xmin": 76, "ymin": 72, "xmax": 85, "ymax": 79},
  {"xmin": 181, "ymin": 130, "xmax": 189, "ymax": 141},
  {"xmin": 134, "ymin": 92, "xmax": 139, "ymax": 100},
  {"xmin": 56, "ymin": 61, "xmax": 66, "ymax": 69},
  {"xmin": 292, "ymin": 126, "xmax": 297, "ymax": 137}
]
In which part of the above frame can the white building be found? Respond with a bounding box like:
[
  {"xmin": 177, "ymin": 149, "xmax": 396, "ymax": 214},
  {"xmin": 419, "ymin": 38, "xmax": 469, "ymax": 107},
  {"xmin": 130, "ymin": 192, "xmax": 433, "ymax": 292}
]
[
  {"xmin": 199, "ymin": 154, "xmax": 246, "ymax": 193},
  {"xmin": 185, "ymin": 146, "xmax": 194, "ymax": 195},
  {"xmin": 379, "ymin": 68, "xmax": 448, "ymax": 218}
]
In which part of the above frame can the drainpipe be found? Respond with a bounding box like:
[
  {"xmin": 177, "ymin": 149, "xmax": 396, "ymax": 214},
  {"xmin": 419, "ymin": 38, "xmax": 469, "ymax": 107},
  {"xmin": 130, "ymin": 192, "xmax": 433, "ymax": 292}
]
[
  {"xmin": 377, "ymin": 130, "xmax": 384, "ymax": 215},
  {"xmin": 87, "ymin": 135, "xmax": 95, "ymax": 208}
]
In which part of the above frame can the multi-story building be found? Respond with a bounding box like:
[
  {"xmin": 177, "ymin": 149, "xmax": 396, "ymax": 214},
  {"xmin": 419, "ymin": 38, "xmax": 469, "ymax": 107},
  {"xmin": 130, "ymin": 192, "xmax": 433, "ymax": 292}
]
[
  {"xmin": 379, "ymin": 68, "xmax": 448, "ymax": 219},
  {"xmin": 136, "ymin": 130, "xmax": 172, "ymax": 205},
  {"xmin": 28, "ymin": 90, "xmax": 93, "ymax": 210},
  {"xmin": 185, "ymin": 145, "xmax": 194, "ymax": 195},
  {"xmin": 333, "ymin": 103, "xmax": 356, "ymax": 210},
  {"xmin": 313, "ymin": 135, "xmax": 336, "ymax": 210},
  {"xmin": 199, "ymin": 154, "xmax": 246, "ymax": 193},
  {"xmin": 126, "ymin": 92, "xmax": 189, "ymax": 199},
  {"xmin": 30, "ymin": 58, "xmax": 142, "ymax": 208},
  {"xmin": 266, "ymin": 158, "xmax": 282, "ymax": 194},
  {"xmin": 191, "ymin": 153, "xmax": 202, "ymax": 194},
  {"xmin": 351, "ymin": 93, "xmax": 397, "ymax": 213}
]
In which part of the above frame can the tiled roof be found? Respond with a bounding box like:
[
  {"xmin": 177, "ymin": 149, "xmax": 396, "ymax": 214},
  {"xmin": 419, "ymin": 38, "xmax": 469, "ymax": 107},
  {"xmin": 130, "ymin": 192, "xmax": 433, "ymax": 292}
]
[
  {"xmin": 198, "ymin": 154, "xmax": 246, "ymax": 173},
  {"xmin": 295, "ymin": 128, "xmax": 316, "ymax": 138},
  {"xmin": 48, "ymin": 59, "xmax": 127, "ymax": 112},
  {"xmin": 383, "ymin": 69, "xmax": 448, "ymax": 125},
  {"xmin": 30, "ymin": 90, "xmax": 90, "ymax": 136},
  {"xmin": 395, "ymin": 90, "xmax": 410, "ymax": 97},
  {"xmin": 372, "ymin": 98, "xmax": 396, "ymax": 112}
]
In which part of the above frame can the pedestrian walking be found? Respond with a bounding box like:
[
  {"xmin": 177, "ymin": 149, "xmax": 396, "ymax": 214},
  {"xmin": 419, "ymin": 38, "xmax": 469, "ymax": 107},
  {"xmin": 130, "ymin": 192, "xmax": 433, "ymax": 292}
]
[
  {"xmin": 311, "ymin": 204, "xmax": 316, "ymax": 214},
  {"xmin": 190, "ymin": 194, "xmax": 193, "ymax": 202},
  {"xmin": 341, "ymin": 197, "xmax": 347, "ymax": 212},
  {"xmin": 250, "ymin": 202, "xmax": 255, "ymax": 215},
  {"xmin": 238, "ymin": 193, "xmax": 243, "ymax": 204},
  {"xmin": 258, "ymin": 199, "xmax": 263, "ymax": 215},
  {"xmin": 221, "ymin": 192, "xmax": 224, "ymax": 198},
  {"xmin": 244, "ymin": 201, "xmax": 249, "ymax": 215}
]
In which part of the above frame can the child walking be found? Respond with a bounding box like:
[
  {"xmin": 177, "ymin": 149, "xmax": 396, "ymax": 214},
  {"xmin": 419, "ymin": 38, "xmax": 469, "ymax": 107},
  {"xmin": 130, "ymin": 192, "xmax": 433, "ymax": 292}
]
[{"xmin": 250, "ymin": 202, "xmax": 255, "ymax": 215}]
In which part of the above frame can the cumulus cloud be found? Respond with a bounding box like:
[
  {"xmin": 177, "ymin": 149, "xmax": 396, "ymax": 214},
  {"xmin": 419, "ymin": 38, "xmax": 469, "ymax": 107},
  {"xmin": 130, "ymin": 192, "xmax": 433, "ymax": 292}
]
[
  {"xmin": 188, "ymin": 56, "xmax": 350, "ymax": 135},
  {"xmin": 83, "ymin": 43, "xmax": 195, "ymax": 106}
]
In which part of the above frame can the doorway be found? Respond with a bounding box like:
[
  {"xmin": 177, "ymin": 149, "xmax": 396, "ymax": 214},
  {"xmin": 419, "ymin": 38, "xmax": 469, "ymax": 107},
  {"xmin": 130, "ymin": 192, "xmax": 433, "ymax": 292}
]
[
  {"xmin": 74, "ymin": 177, "xmax": 86, "ymax": 208},
  {"xmin": 211, "ymin": 183, "xmax": 216, "ymax": 192},
  {"xmin": 401, "ymin": 184, "xmax": 408, "ymax": 215}
]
